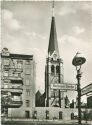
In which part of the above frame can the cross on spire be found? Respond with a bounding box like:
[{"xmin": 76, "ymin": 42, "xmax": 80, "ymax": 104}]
[{"xmin": 52, "ymin": 0, "xmax": 55, "ymax": 17}]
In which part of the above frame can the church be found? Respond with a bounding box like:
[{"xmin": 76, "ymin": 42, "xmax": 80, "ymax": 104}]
[
  {"xmin": 34, "ymin": 3, "xmax": 78, "ymax": 120},
  {"xmin": 35, "ymin": 2, "xmax": 71, "ymax": 109},
  {"xmin": 45, "ymin": 3, "xmax": 64, "ymax": 108}
]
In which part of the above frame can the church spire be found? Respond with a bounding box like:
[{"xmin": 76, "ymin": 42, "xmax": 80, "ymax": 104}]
[{"xmin": 48, "ymin": 1, "xmax": 59, "ymax": 57}]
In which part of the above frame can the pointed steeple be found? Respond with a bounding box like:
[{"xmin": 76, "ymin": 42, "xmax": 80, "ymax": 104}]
[{"xmin": 48, "ymin": 1, "xmax": 59, "ymax": 57}]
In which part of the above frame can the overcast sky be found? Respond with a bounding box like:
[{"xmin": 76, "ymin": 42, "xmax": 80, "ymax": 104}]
[{"xmin": 1, "ymin": 1, "xmax": 92, "ymax": 102}]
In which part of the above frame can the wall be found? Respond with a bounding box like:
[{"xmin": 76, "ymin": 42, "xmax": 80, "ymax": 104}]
[
  {"xmin": 8, "ymin": 107, "xmax": 78, "ymax": 120},
  {"xmin": 34, "ymin": 107, "xmax": 77, "ymax": 120}
]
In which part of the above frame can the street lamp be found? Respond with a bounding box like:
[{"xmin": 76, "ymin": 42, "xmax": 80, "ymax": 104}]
[{"xmin": 72, "ymin": 52, "xmax": 86, "ymax": 125}]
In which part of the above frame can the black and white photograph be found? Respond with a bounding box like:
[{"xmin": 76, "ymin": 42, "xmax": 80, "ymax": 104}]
[{"xmin": 1, "ymin": 0, "xmax": 92, "ymax": 125}]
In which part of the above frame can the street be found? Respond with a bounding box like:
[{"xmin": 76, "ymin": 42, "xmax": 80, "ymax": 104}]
[{"xmin": 1, "ymin": 119, "xmax": 92, "ymax": 125}]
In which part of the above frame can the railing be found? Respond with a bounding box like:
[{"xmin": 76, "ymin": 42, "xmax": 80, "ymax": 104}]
[
  {"xmin": 11, "ymin": 101, "xmax": 23, "ymax": 104},
  {"xmin": 3, "ymin": 65, "xmax": 10, "ymax": 70},
  {"xmin": 9, "ymin": 76, "xmax": 23, "ymax": 80},
  {"xmin": 2, "ymin": 88, "xmax": 23, "ymax": 94},
  {"xmin": 4, "ymin": 101, "xmax": 23, "ymax": 108},
  {"xmin": 3, "ymin": 66, "xmax": 23, "ymax": 72},
  {"xmin": 2, "ymin": 76, "xmax": 23, "ymax": 82},
  {"xmin": 10, "ymin": 67, "xmax": 23, "ymax": 72},
  {"xmin": 10, "ymin": 88, "xmax": 23, "ymax": 94},
  {"xmin": 11, "ymin": 85, "xmax": 23, "ymax": 89}
]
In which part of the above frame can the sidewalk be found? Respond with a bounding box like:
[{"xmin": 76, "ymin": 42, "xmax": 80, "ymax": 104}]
[{"xmin": 2, "ymin": 118, "xmax": 92, "ymax": 125}]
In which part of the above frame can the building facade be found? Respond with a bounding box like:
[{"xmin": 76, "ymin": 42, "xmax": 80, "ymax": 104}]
[{"xmin": 1, "ymin": 48, "xmax": 36, "ymax": 118}]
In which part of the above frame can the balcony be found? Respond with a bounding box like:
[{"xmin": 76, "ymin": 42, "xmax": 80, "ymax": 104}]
[
  {"xmin": 1, "ymin": 90, "xmax": 8, "ymax": 95},
  {"xmin": 11, "ymin": 79, "xmax": 23, "ymax": 85},
  {"xmin": 10, "ymin": 67, "xmax": 23, "ymax": 72},
  {"xmin": 2, "ymin": 76, "xmax": 23, "ymax": 82},
  {"xmin": 1, "ymin": 87, "xmax": 23, "ymax": 95},
  {"xmin": 3, "ymin": 100, "xmax": 23, "ymax": 108},
  {"xmin": 1, "ymin": 89, "xmax": 23, "ymax": 108},
  {"xmin": 11, "ymin": 88, "xmax": 23, "ymax": 95},
  {"xmin": 9, "ymin": 76, "xmax": 23, "ymax": 80},
  {"xmin": 3, "ymin": 65, "xmax": 10, "ymax": 70},
  {"xmin": 2, "ymin": 76, "xmax": 9, "ymax": 80},
  {"xmin": 15, "ymin": 68, "xmax": 23, "ymax": 72}
]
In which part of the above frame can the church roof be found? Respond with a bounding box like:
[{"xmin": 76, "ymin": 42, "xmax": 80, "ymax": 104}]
[{"xmin": 48, "ymin": 16, "xmax": 59, "ymax": 56}]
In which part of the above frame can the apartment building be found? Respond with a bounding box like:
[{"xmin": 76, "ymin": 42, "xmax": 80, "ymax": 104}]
[{"xmin": 1, "ymin": 48, "xmax": 36, "ymax": 118}]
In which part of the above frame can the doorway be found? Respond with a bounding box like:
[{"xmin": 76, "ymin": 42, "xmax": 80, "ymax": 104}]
[
  {"xmin": 71, "ymin": 112, "xmax": 74, "ymax": 120},
  {"xmin": 59, "ymin": 111, "xmax": 63, "ymax": 119},
  {"xmin": 25, "ymin": 111, "xmax": 30, "ymax": 118}
]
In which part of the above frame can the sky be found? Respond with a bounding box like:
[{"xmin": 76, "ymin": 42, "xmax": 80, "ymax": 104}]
[{"xmin": 1, "ymin": 1, "xmax": 92, "ymax": 102}]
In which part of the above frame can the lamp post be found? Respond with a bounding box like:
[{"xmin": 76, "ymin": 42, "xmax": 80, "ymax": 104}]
[{"xmin": 72, "ymin": 52, "xmax": 86, "ymax": 125}]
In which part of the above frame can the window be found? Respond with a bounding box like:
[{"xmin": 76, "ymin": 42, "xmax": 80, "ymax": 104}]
[
  {"xmin": 33, "ymin": 111, "xmax": 37, "ymax": 119},
  {"xmin": 25, "ymin": 65, "xmax": 31, "ymax": 74},
  {"xmin": 13, "ymin": 60, "xmax": 17, "ymax": 69},
  {"xmin": 56, "ymin": 65, "xmax": 60, "ymax": 74},
  {"xmin": 12, "ymin": 84, "xmax": 22, "ymax": 89},
  {"xmin": 4, "ymin": 84, "xmax": 8, "ymax": 88},
  {"xmin": 18, "ymin": 73, "xmax": 21, "ymax": 77},
  {"xmin": 4, "ymin": 71, "xmax": 8, "ymax": 77},
  {"xmin": 54, "ymin": 91, "xmax": 59, "ymax": 97},
  {"xmin": 51, "ymin": 91, "xmax": 55, "ymax": 97},
  {"xmin": 26, "ymin": 100, "xmax": 30, "ymax": 107},
  {"xmin": 51, "ymin": 65, "xmax": 55, "ymax": 73},
  {"xmin": 25, "ymin": 69, "xmax": 30, "ymax": 74},
  {"xmin": 17, "ymin": 63, "xmax": 22, "ymax": 69},
  {"xmin": 71, "ymin": 113, "xmax": 74, "ymax": 120},
  {"xmin": 25, "ymin": 60, "xmax": 30, "ymax": 65},
  {"xmin": 14, "ymin": 73, "xmax": 18, "ymax": 77},
  {"xmin": 13, "ymin": 96, "xmax": 20, "ymax": 101},
  {"xmin": 25, "ymin": 79, "xmax": 30, "ymax": 85},
  {"xmin": 59, "ymin": 111, "xmax": 63, "ymax": 119},
  {"xmin": 9, "ymin": 71, "xmax": 13, "ymax": 76},
  {"xmin": 26, "ymin": 89, "xmax": 30, "ymax": 96},
  {"xmin": 17, "ymin": 60, "xmax": 23, "ymax": 68},
  {"xmin": 3, "ymin": 59, "xmax": 9, "ymax": 65},
  {"xmin": 46, "ymin": 110, "xmax": 49, "ymax": 119}
]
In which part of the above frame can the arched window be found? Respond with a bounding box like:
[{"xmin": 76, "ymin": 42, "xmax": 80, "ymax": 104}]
[
  {"xmin": 33, "ymin": 111, "xmax": 37, "ymax": 119},
  {"xmin": 46, "ymin": 110, "xmax": 49, "ymax": 119},
  {"xmin": 71, "ymin": 112, "xmax": 74, "ymax": 120},
  {"xmin": 59, "ymin": 111, "xmax": 63, "ymax": 119},
  {"xmin": 17, "ymin": 63, "xmax": 22, "ymax": 69},
  {"xmin": 56, "ymin": 65, "xmax": 60, "ymax": 74},
  {"xmin": 51, "ymin": 65, "xmax": 55, "ymax": 73}
]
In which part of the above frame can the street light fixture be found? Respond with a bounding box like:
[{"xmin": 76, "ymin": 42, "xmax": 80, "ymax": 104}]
[{"xmin": 72, "ymin": 52, "xmax": 86, "ymax": 125}]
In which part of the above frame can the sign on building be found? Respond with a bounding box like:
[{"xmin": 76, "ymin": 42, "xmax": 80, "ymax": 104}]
[
  {"xmin": 51, "ymin": 83, "xmax": 77, "ymax": 91},
  {"xmin": 81, "ymin": 83, "xmax": 92, "ymax": 96}
]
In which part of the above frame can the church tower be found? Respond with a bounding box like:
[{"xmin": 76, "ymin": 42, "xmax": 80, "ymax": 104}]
[{"xmin": 45, "ymin": 2, "xmax": 64, "ymax": 107}]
